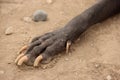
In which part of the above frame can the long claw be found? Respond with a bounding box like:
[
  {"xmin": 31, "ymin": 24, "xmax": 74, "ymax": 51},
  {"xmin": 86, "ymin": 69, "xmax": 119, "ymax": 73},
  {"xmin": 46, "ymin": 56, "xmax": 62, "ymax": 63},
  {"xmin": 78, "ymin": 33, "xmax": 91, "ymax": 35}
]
[
  {"xmin": 34, "ymin": 55, "xmax": 43, "ymax": 67},
  {"xmin": 15, "ymin": 53, "xmax": 25, "ymax": 63},
  {"xmin": 17, "ymin": 55, "xmax": 28, "ymax": 66},
  {"xmin": 66, "ymin": 40, "xmax": 72, "ymax": 54},
  {"xmin": 19, "ymin": 45, "xmax": 28, "ymax": 54}
]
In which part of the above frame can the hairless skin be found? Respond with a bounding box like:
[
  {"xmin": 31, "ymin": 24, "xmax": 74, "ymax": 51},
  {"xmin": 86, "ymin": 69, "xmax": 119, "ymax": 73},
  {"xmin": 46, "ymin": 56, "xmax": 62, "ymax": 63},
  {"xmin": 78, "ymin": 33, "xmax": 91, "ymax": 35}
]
[{"xmin": 15, "ymin": 0, "xmax": 120, "ymax": 67}]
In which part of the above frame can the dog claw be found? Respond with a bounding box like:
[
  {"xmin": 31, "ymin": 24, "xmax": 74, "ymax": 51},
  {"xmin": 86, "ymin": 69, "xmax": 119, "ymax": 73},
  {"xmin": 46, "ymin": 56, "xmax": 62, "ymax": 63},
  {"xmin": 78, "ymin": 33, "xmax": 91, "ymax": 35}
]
[
  {"xmin": 66, "ymin": 40, "xmax": 72, "ymax": 54},
  {"xmin": 17, "ymin": 55, "xmax": 28, "ymax": 66},
  {"xmin": 19, "ymin": 45, "xmax": 28, "ymax": 54},
  {"xmin": 15, "ymin": 53, "xmax": 25, "ymax": 63},
  {"xmin": 34, "ymin": 55, "xmax": 43, "ymax": 67}
]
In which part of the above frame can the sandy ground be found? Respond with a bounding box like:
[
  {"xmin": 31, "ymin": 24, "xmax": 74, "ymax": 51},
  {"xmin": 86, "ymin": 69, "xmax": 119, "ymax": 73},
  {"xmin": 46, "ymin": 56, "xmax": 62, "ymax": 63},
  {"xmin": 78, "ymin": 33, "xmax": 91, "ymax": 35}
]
[{"xmin": 0, "ymin": 0, "xmax": 120, "ymax": 80}]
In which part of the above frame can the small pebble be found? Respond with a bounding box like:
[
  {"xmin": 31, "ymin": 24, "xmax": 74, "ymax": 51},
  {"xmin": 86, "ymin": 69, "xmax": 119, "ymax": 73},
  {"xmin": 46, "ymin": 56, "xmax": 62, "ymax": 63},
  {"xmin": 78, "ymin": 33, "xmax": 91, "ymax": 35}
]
[
  {"xmin": 7, "ymin": 62, "xmax": 12, "ymax": 64},
  {"xmin": 95, "ymin": 64, "xmax": 100, "ymax": 68},
  {"xmin": 106, "ymin": 75, "xmax": 112, "ymax": 80},
  {"xmin": 23, "ymin": 16, "xmax": 32, "ymax": 23},
  {"xmin": 90, "ymin": 43, "xmax": 94, "ymax": 47},
  {"xmin": 79, "ymin": 59, "xmax": 82, "ymax": 62},
  {"xmin": 0, "ymin": 70, "xmax": 5, "ymax": 74},
  {"xmin": 41, "ymin": 65, "xmax": 47, "ymax": 69},
  {"xmin": 75, "ymin": 72, "xmax": 78, "ymax": 76},
  {"xmin": 17, "ymin": 70, "xmax": 21, "ymax": 72},
  {"xmin": 65, "ymin": 58, "xmax": 69, "ymax": 61},
  {"xmin": 5, "ymin": 27, "xmax": 13, "ymax": 35},
  {"xmin": 32, "ymin": 10, "xmax": 48, "ymax": 22},
  {"xmin": 60, "ymin": 11, "xmax": 64, "ymax": 15},
  {"xmin": 46, "ymin": 0, "xmax": 53, "ymax": 4}
]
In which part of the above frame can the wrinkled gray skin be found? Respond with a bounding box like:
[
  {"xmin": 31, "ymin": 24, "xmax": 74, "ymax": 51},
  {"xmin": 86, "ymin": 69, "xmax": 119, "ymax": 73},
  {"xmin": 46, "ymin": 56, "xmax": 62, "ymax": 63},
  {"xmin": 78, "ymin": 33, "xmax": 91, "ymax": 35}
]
[{"xmin": 24, "ymin": 0, "xmax": 120, "ymax": 65}]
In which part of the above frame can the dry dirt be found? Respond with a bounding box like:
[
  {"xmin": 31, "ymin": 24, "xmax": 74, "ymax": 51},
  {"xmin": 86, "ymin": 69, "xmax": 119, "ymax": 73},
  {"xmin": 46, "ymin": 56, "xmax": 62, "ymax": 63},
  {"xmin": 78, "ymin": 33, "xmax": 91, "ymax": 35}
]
[{"xmin": 0, "ymin": 0, "xmax": 120, "ymax": 80}]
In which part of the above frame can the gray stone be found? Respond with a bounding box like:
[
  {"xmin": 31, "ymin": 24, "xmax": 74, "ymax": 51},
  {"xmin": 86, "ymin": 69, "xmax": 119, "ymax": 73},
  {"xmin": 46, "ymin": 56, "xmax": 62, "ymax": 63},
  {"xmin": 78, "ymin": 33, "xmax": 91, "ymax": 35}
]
[{"xmin": 32, "ymin": 10, "xmax": 48, "ymax": 22}]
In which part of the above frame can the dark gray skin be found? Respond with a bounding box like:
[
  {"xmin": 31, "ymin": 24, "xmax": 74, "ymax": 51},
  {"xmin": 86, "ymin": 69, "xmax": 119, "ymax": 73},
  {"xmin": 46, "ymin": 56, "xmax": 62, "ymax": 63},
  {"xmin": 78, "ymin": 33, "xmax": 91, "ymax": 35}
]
[{"xmin": 19, "ymin": 0, "xmax": 120, "ymax": 65}]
